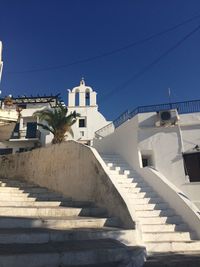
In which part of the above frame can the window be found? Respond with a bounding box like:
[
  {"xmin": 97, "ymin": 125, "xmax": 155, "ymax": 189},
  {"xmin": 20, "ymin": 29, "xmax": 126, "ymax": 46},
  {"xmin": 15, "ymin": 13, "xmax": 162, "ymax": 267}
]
[
  {"xmin": 26, "ymin": 122, "xmax": 37, "ymax": 138},
  {"xmin": 79, "ymin": 118, "xmax": 86, "ymax": 128},
  {"xmin": 141, "ymin": 155, "xmax": 152, "ymax": 167},
  {"xmin": 183, "ymin": 152, "xmax": 200, "ymax": 182},
  {"xmin": 80, "ymin": 131, "xmax": 84, "ymax": 137}
]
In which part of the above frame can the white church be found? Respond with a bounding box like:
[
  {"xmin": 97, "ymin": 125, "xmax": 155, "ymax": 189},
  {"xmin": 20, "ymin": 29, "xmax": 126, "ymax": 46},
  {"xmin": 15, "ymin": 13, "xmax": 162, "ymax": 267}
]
[{"xmin": 0, "ymin": 78, "xmax": 110, "ymax": 152}]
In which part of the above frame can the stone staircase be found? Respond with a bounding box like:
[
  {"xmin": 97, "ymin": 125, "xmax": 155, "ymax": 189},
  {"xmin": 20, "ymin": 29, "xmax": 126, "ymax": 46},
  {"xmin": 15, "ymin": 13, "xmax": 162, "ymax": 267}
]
[
  {"xmin": 101, "ymin": 154, "xmax": 200, "ymax": 258},
  {"xmin": 0, "ymin": 177, "xmax": 144, "ymax": 267}
]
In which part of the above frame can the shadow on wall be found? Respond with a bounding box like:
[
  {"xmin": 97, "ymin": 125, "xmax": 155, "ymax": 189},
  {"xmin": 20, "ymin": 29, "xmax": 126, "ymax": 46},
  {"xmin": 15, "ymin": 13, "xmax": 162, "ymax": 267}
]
[{"xmin": 0, "ymin": 141, "xmax": 135, "ymax": 230}]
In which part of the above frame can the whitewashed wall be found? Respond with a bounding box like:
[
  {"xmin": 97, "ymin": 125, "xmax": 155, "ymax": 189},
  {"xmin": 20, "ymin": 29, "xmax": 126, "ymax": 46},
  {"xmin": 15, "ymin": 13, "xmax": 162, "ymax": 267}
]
[{"xmin": 94, "ymin": 111, "xmax": 200, "ymax": 205}]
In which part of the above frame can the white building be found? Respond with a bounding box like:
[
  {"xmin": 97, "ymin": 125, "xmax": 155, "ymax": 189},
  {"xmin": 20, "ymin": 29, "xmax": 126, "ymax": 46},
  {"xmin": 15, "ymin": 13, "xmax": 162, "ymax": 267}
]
[
  {"xmin": 67, "ymin": 78, "xmax": 111, "ymax": 145},
  {"xmin": 0, "ymin": 95, "xmax": 61, "ymax": 154},
  {"xmin": 94, "ymin": 101, "xmax": 200, "ymax": 210}
]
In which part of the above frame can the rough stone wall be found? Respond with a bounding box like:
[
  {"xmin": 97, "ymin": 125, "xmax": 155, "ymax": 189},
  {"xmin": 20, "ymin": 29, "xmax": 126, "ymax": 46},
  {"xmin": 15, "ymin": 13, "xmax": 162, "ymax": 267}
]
[{"xmin": 0, "ymin": 141, "xmax": 134, "ymax": 229}]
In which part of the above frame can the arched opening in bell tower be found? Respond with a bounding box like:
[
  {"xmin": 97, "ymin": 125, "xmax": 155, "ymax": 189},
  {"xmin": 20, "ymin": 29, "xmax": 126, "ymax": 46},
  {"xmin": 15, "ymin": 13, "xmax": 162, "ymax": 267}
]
[
  {"xmin": 85, "ymin": 89, "xmax": 90, "ymax": 106},
  {"xmin": 75, "ymin": 89, "xmax": 80, "ymax": 106}
]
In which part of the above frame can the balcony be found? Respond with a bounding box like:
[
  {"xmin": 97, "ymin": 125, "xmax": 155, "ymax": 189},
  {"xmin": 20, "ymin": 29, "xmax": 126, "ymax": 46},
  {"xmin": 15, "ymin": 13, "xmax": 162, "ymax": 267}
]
[{"xmin": 10, "ymin": 129, "xmax": 41, "ymax": 141}]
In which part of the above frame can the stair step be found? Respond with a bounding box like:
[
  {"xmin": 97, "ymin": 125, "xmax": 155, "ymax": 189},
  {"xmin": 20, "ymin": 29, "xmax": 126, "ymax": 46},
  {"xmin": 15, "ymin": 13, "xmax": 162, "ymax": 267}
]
[
  {"xmin": 141, "ymin": 223, "xmax": 188, "ymax": 232},
  {"xmin": 146, "ymin": 241, "xmax": 200, "ymax": 252},
  {"xmin": 0, "ymin": 207, "xmax": 107, "ymax": 217},
  {"xmin": 0, "ymin": 179, "xmax": 35, "ymax": 186},
  {"xmin": 120, "ymin": 186, "xmax": 152, "ymax": 193},
  {"xmin": 0, "ymin": 191, "xmax": 61, "ymax": 197},
  {"xmin": 0, "ymin": 187, "xmax": 49, "ymax": 193},
  {"xmin": 0, "ymin": 193, "xmax": 70, "ymax": 201},
  {"xmin": 116, "ymin": 179, "xmax": 146, "ymax": 186},
  {"xmin": 0, "ymin": 182, "xmax": 38, "ymax": 188},
  {"xmin": 101, "ymin": 154, "xmax": 200, "ymax": 257},
  {"xmin": 135, "ymin": 209, "xmax": 175, "ymax": 217},
  {"xmin": 126, "ymin": 191, "xmax": 158, "ymax": 199},
  {"xmin": 0, "ymin": 239, "xmax": 130, "ymax": 267},
  {"xmin": 0, "ymin": 200, "xmax": 94, "ymax": 208},
  {"xmin": 143, "ymin": 232, "xmax": 193, "ymax": 242},
  {"xmin": 0, "ymin": 228, "xmax": 133, "ymax": 244},
  {"xmin": 139, "ymin": 216, "xmax": 182, "ymax": 224},
  {"xmin": 109, "ymin": 169, "xmax": 138, "ymax": 176},
  {"xmin": 128, "ymin": 197, "xmax": 162, "ymax": 205},
  {"xmin": 0, "ymin": 175, "xmax": 140, "ymax": 266},
  {"xmin": 0, "ymin": 216, "xmax": 120, "ymax": 229},
  {"xmin": 134, "ymin": 203, "xmax": 168, "ymax": 211}
]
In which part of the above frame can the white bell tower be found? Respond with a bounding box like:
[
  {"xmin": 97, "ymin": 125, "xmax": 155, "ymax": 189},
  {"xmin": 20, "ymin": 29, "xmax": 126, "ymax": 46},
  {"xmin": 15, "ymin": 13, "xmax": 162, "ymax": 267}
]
[
  {"xmin": 67, "ymin": 79, "xmax": 110, "ymax": 145},
  {"xmin": 68, "ymin": 78, "xmax": 97, "ymax": 107}
]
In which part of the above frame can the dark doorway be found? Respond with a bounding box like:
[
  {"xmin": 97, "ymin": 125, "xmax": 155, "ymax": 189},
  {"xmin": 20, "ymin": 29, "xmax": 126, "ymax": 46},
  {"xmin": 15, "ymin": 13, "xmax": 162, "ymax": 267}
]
[
  {"xmin": 183, "ymin": 152, "xmax": 200, "ymax": 182},
  {"xmin": 26, "ymin": 122, "xmax": 37, "ymax": 138}
]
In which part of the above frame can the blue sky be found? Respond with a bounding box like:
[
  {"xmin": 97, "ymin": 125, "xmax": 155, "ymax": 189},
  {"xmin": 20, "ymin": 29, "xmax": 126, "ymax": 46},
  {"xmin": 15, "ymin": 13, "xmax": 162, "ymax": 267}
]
[{"xmin": 0, "ymin": 0, "xmax": 200, "ymax": 120}]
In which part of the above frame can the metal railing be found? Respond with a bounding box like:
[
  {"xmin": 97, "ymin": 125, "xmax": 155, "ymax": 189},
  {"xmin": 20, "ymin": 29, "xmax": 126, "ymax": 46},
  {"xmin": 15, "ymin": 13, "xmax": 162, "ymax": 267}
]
[
  {"xmin": 10, "ymin": 129, "xmax": 41, "ymax": 140},
  {"xmin": 114, "ymin": 99, "xmax": 200, "ymax": 128},
  {"xmin": 97, "ymin": 99, "xmax": 200, "ymax": 137}
]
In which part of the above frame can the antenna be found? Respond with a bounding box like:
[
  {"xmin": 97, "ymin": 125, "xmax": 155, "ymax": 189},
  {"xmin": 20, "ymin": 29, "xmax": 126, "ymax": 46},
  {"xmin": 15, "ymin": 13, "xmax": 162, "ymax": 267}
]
[
  {"xmin": 0, "ymin": 41, "xmax": 3, "ymax": 91},
  {"xmin": 168, "ymin": 88, "xmax": 172, "ymax": 109}
]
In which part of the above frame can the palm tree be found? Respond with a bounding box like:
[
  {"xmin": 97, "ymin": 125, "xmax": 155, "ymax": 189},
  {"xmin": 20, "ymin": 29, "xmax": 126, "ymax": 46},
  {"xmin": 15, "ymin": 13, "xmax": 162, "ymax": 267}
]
[{"xmin": 33, "ymin": 105, "xmax": 80, "ymax": 144}]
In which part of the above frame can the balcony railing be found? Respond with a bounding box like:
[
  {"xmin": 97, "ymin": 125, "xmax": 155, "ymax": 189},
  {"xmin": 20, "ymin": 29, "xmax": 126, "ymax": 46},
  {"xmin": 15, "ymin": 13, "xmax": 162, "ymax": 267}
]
[
  {"xmin": 96, "ymin": 99, "xmax": 200, "ymax": 138},
  {"xmin": 114, "ymin": 99, "xmax": 200, "ymax": 128},
  {"xmin": 10, "ymin": 129, "xmax": 41, "ymax": 140}
]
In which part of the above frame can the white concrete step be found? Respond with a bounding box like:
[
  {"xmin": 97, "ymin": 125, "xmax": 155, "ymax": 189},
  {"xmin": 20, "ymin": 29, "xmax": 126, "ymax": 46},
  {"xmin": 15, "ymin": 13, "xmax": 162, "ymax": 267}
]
[
  {"xmin": 126, "ymin": 191, "xmax": 158, "ymax": 199},
  {"xmin": 0, "ymin": 200, "xmax": 93, "ymax": 208},
  {"xmin": 0, "ymin": 187, "xmax": 49, "ymax": 193},
  {"xmin": 134, "ymin": 203, "xmax": 169, "ymax": 211},
  {"xmin": 146, "ymin": 241, "xmax": 200, "ymax": 252},
  {"xmin": 128, "ymin": 197, "xmax": 163, "ymax": 205},
  {"xmin": 109, "ymin": 167, "xmax": 139, "ymax": 177},
  {"xmin": 0, "ymin": 195, "xmax": 70, "ymax": 201},
  {"xmin": 116, "ymin": 179, "xmax": 146, "ymax": 187},
  {"xmin": 0, "ymin": 191, "xmax": 61, "ymax": 196},
  {"xmin": 0, "ymin": 216, "xmax": 120, "ymax": 229},
  {"xmin": 0, "ymin": 182, "xmax": 37, "ymax": 188},
  {"xmin": 120, "ymin": 186, "xmax": 153, "ymax": 194},
  {"xmin": 0, "ymin": 180, "xmax": 36, "ymax": 187},
  {"xmin": 101, "ymin": 154, "xmax": 200, "ymax": 256},
  {"xmin": 0, "ymin": 228, "xmax": 134, "ymax": 244},
  {"xmin": 0, "ymin": 193, "xmax": 67, "ymax": 201},
  {"xmin": 143, "ymin": 231, "xmax": 192, "ymax": 242},
  {"xmin": 0, "ymin": 240, "xmax": 130, "ymax": 267},
  {"xmin": 110, "ymin": 175, "xmax": 142, "ymax": 184},
  {"xmin": 0, "ymin": 207, "xmax": 107, "ymax": 217},
  {"xmin": 139, "ymin": 215, "xmax": 182, "ymax": 225},
  {"xmin": 106, "ymin": 162, "xmax": 130, "ymax": 168},
  {"xmin": 109, "ymin": 171, "xmax": 140, "ymax": 180},
  {"xmin": 0, "ymin": 201, "xmax": 64, "ymax": 207},
  {"xmin": 141, "ymin": 223, "xmax": 188, "ymax": 232},
  {"xmin": 135, "ymin": 209, "xmax": 175, "ymax": 218}
]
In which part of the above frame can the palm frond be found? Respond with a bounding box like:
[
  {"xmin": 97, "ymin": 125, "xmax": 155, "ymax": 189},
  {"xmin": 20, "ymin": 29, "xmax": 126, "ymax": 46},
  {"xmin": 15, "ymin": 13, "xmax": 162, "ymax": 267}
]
[
  {"xmin": 33, "ymin": 106, "xmax": 79, "ymax": 144},
  {"xmin": 37, "ymin": 123, "xmax": 55, "ymax": 135}
]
